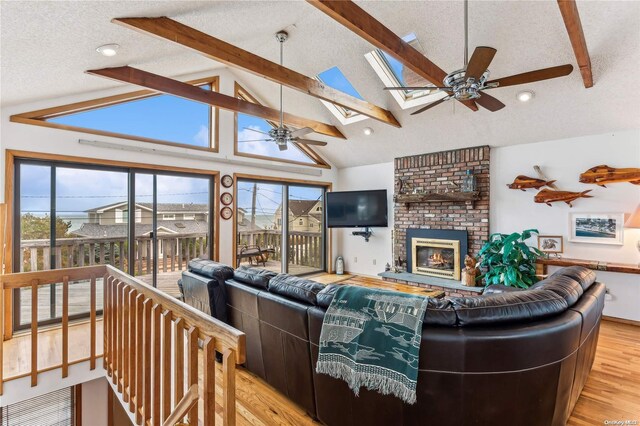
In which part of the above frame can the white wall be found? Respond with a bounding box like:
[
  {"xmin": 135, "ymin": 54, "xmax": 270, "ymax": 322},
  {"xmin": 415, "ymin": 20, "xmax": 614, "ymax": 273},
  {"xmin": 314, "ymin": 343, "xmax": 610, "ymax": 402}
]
[
  {"xmin": 335, "ymin": 162, "xmax": 394, "ymax": 276},
  {"xmin": 81, "ymin": 378, "xmax": 109, "ymax": 426},
  {"xmin": 491, "ymin": 130, "xmax": 640, "ymax": 321},
  {"xmin": 336, "ymin": 130, "xmax": 640, "ymax": 320},
  {"xmin": 0, "ymin": 68, "xmax": 338, "ymax": 267}
]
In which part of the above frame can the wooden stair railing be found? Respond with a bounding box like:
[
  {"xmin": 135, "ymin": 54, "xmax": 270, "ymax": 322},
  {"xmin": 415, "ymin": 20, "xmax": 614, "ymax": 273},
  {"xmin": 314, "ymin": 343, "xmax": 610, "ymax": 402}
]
[{"xmin": 0, "ymin": 264, "xmax": 246, "ymax": 426}]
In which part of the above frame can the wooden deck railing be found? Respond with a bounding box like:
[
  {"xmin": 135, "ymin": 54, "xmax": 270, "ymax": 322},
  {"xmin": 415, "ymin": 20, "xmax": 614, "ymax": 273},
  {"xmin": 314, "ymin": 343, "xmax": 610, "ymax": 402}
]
[
  {"xmin": 0, "ymin": 264, "xmax": 246, "ymax": 426},
  {"xmin": 19, "ymin": 233, "xmax": 210, "ymax": 274},
  {"xmin": 238, "ymin": 230, "xmax": 323, "ymax": 268}
]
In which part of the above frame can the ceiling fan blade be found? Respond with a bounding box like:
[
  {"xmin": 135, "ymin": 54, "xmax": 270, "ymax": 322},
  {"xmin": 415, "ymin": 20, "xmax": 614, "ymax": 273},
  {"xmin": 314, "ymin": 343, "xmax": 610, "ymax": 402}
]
[
  {"xmin": 243, "ymin": 127, "xmax": 271, "ymax": 136},
  {"xmin": 384, "ymin": 86, "xmax": 449, "ymax": 91},
  {"xmin": 278, "ymin": 144, "xmax": 288, "ymax": 151},
  {"xmin": 475, "ymin": 92, "xmax": 505, "ymax": 112},
  {"xmin": 410, "ymin": 97, "xmax": 450, "ymax": 116},
  {"xmin": 465, "ymin": 47, "xmax": 497, "ymax": 81},
  {"xmin": 294, "ymin": 139, "xmax": 328, "ymax": 147},
  {"xmin": 290, "ymin": 127, "xmax": 314, "ymax": 138},
  {"xmin": 238, "ymin": 139, "xmax": 271, "ymax": 143},
  {"xmin": 486, "ymin": 64, "xmax": 574, "ymax": 88}
]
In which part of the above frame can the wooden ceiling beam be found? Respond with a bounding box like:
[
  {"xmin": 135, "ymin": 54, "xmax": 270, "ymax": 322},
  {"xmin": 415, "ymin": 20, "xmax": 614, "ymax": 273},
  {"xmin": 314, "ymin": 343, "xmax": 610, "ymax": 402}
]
[
  {"xmin": 112, "ymin": 17, "xmax": 401, "ymax": 128},
  {"xmin": 85, "ymin": 66, "xmax": 346, "ymax": 140},
  {"xmin": 306, "ymin": 0, "xmax": 478, "ymax": 112},
  {"xmin": 557, "ymin": 0, "xmax": 593, "ymax": 88}
]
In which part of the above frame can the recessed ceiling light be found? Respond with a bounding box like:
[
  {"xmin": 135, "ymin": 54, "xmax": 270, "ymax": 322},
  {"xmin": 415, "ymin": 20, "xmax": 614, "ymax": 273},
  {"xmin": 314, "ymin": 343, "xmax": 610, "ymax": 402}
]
[
  {"xmin": 363, "ymin": 127, "xmax": 373, "ymax": 136},
  {"xmin": 96, "ymin": 44, "xmax": 120, "ymax": 57},
  {"xmin": 516, "ymin": 90, "xmax": 534, "ymax": 102}
]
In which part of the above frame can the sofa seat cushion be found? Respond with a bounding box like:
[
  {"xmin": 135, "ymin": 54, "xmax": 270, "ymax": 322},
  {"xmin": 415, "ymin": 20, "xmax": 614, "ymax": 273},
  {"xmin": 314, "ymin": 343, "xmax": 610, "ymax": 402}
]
[
  {"xmin": 188, "ymin": 259, "xmax": 234, "ymax": 280},
  {"xmin": 449, "ymin": 289, "xmax": 568, "ymax": 326},
  {"xmin": 233, "ymin": 266, "xmax": 277, "ymax": 289},
  {"xmin": 268, "ymin": 274, "xmax": 325, "ymax": 305}
]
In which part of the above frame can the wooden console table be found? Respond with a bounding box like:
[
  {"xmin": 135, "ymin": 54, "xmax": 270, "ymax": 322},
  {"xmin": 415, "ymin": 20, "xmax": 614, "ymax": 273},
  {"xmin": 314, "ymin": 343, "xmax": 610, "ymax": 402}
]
[{"xmin": 537, "ymin": 257, "xmax": 640, "ymax": 275}]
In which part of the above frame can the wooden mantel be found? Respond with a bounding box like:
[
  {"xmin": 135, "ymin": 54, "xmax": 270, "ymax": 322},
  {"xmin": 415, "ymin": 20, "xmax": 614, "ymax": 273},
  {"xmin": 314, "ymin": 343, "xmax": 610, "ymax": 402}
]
[
  {"xmin": 394, "ymin": 191, "xmax": 481, "ymax": 206},
  {"xmin": 537, "ymin": 257, "xmax": 640, "ymax": 275}
]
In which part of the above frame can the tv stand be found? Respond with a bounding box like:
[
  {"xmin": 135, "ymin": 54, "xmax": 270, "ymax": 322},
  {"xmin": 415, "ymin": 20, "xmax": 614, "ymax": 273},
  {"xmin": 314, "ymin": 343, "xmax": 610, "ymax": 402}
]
[{"xmin": 352, "ymin": 227, "xmax": 373, "ymax": 242}]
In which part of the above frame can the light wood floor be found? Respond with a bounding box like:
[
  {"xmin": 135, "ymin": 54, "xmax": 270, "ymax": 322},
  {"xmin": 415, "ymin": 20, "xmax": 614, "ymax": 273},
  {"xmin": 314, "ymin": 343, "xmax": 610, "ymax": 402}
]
[{"xmin": 4, "ymin": 277, "xmax": 639, "ymax": 425}]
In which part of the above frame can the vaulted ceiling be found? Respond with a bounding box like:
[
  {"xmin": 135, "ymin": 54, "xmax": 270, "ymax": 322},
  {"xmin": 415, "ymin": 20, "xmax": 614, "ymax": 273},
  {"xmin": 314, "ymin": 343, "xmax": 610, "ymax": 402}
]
[{"xmin": 2, "ymin": 1, "xmax": 639, "ymax": 168}]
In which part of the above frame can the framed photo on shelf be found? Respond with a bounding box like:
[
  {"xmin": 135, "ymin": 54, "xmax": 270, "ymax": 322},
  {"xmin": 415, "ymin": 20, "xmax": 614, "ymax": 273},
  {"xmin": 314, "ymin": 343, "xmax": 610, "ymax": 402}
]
[
  {"xmin": 568, "ymin": 212, "xmax": 624, "ymax": 245},
  {"xmin": 537, "ymin": 235, "xmax": 564, "ymax": 254}
]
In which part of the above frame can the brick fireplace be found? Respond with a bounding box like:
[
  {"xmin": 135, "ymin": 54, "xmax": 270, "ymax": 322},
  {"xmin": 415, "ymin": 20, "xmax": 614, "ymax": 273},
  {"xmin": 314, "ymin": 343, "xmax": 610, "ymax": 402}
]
[{"xmin": 383, "ymin": 146, "xmax": 490, "ymax": 296}]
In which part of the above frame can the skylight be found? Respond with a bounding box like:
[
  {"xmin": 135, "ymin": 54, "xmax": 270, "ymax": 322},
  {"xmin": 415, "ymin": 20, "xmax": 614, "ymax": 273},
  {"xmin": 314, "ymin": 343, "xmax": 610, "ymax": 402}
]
[
  {"xmin": 365, "ymin": 33, "xmax": 447, "ymax": 109},
  {"xmin": 316, "ymin": 66, "xmax": 368, "ymax": 125},
  {"xmin": 48, "ymin": 83, "xmax": 216, "ymax": 148}
]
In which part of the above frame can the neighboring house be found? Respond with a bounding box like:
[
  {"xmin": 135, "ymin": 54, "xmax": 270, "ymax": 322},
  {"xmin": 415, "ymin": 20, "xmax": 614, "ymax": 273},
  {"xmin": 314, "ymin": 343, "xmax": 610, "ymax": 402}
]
[
  {"xmin": 72, "ymin": 202, "xmax": 210, "ymax": 239},
  {"xmin": 274, "ymin": 200, "xmax": 323, "ymax": 232}
]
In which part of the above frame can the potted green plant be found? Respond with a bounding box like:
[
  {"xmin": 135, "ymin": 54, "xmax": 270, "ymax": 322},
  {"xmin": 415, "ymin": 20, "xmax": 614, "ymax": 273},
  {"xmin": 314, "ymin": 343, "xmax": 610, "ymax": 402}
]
[{"xmin": 477, "ymin": 229, "xmax": 546, "ymax": 288}]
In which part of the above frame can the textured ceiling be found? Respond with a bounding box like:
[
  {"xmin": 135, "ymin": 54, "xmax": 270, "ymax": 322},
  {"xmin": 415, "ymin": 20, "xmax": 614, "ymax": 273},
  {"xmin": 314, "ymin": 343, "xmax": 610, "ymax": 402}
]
[{"xmin": 2, "ymin": 0, "xmax": 639, "ymax": 168}]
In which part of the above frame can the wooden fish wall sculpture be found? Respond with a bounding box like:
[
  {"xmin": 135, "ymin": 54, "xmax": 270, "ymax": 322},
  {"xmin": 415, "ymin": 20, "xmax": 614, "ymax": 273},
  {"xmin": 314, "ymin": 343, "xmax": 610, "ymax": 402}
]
[
  {"xmin": 507, "ymin": 175, "xmax": 556, "ymax": 191},
  {"xmin": 579, "ymin": 165, "xmax": 640, "ymax": 187},
  {"xmin": 534, "ymin": 189, "xmax": 593, "ymax": 207}
]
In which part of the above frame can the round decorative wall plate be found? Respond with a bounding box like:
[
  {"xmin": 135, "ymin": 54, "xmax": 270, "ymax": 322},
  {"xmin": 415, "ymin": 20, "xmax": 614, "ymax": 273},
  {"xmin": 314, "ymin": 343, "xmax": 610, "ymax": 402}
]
[
  {"xmin": 220, "ymin": 192, "xmax": 233, "ymax": 206},
  {"xmin": 221, "ymin": 174, "xmax": 234, "ymax": 188},
  {"xmin": 220, "ymin": 206, "xmax": 233, "ymax": 220}
]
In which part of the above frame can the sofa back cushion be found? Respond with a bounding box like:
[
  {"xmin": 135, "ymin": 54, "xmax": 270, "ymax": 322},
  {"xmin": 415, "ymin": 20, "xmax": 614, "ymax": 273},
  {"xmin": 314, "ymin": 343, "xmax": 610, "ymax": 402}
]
[
  {"xmin": 188, "ymin": 259, "xmax": 234, "ymax": 280},
  {"xmin": 548, "ymin": 266, "xmax": 596, "ymax": 291},
  {"xmin": 233, "ymin": 266, "xmax": 277, "ymax": 289},
  {"xmin": 268, "ymin": 274, "xmax": 325, "ymax": 305}
]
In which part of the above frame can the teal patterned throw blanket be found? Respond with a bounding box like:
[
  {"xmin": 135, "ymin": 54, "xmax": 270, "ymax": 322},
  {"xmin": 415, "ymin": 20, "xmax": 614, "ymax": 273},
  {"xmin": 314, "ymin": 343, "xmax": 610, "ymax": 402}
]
[{"xmin": 315, "ymin": 286, "xmax": 429, "ymax": 404}]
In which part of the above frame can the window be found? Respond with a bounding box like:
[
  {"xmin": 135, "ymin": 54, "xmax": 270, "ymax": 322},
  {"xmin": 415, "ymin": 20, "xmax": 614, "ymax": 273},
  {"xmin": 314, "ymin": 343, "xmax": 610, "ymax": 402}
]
[
  {"xmin": 234, "ymin": 83, "xmax": 329, "ymax": 167},
  {"xmin": 316, "ymin": 67, "xmax": 369, "ymax": 125},
  {"xmin": 365, "ymin": 34, "xmax": 447, "ymax": 109},
  {"xmin": 162, "ymin": 214, "xmax": 175, "ymax": 220},
  {"xmin": 299, "ymin": 219, "xmax": 304, "ymax": 225},
  {"xmin": 115, "ymin": 208, "xmax": 124, "ymax": 223},
  {"xmin": 135, "ymin": 208, "xmax": 142, "ymax": 223},
  {"xmin": 12, "ymin": 77, "xmax": 219, "ymax": 151},
  {"xmin": 183, "ymin": 214, "xmax": 195, "ymax": 220},
  {"xmin": 1, "ymin": 386, "xmax": 76, "ymax": 425}
]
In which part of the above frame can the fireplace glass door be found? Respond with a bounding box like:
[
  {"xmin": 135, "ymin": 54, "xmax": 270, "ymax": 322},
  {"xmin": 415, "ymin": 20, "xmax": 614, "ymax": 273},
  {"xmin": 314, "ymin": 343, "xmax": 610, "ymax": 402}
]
[{"xmin": 411, "ymin": 238, "xmax": 461, "ymax": 280}]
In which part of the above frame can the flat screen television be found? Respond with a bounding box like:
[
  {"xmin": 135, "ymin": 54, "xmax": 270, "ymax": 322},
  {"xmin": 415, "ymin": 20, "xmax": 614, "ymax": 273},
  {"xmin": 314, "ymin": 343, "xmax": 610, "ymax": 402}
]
[{"xmin": 326, "ymin": 190, "xmax": 388, "ymax": 228}]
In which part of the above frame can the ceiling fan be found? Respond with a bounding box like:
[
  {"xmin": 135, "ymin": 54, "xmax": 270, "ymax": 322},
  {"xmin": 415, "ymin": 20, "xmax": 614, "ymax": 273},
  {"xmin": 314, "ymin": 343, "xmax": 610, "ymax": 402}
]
[
  {"xmin": 384, "ymin": 0, "xmax": 574, "ymax": 115},
  {"xmin": 239, "ymin": 31, "xmax": 327, "ymax": 151}
]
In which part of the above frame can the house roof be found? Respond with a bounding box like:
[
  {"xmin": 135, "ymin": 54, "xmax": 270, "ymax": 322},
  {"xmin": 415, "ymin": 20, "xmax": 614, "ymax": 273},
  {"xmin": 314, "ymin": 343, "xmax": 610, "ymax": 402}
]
[
  {"xmin": 86, "ymin": 202, "xmax": 208, "ymax": 213},
  {"xmin": 288, "ymin": 200, "xmax": 321, "ymax": 217},
  {"xmin": 71, "ymin": 220, "xmax": 209, "ymax": 238}
]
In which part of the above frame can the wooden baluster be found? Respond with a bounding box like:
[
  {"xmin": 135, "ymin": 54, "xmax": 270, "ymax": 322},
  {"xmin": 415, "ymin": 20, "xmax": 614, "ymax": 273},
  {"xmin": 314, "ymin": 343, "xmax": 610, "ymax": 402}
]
[
  {"xmin": 99, "ymin": 242, "xmax": 106, "ymax": 265},
  {"xmin": 89, "ymin": 243, "xmax": 95, "ymax": 266},
  {"xmin": 174, "ymin": 318, "xmax": 185, "ymax": 414},
  {"xmin": 110, "ymin": 242, "xmax": 115, "ymax": 267},
  {"xmin": 135, "ymin": 293, "xmax": 144, "ymax": 424},
  {"xmin": 137, "ymin": 241, "xmax": 143, "ymax": 275},
  {"xmin": 146, "ymin": 240, "xmax": 151, "ymax": 275},
  {"xmin": 128, "ymin": 289, "xmax": 138, "ymax": 414},
  {"xmin": 143, "ymin": 299, "xmax": 152, "ymax": 425},
  {"xmin": 199, "ymin": 237, "xmax": 204, "ymax": 258},
  {"xmin": 222, "ymin": 349, "xmax": 237, "ymax": 426},
  {"xmin": 78, "ymin": 244, "xmax": 85, "ymax": 267},
  {"xmin": 203, "ymin": 337, "xmax": 216, "ymax": 426},
  {"xmin": 122, "ymin": 285, "xmax": 130, "ymax": 403},
  {"xmin": 90, "ymin": 275, "xmax": 97, "ymax": 370},
  {"xmin": 162, "ymin": 239, "xmax": 167, "ymax": 273},
  {"xmin": 119, "ymin": 241, "xmax": 125, "ymax": 270},
  {"xmin": 187, "ymin": 326, "xmax": 199, "ymax": 425},
  {"xmin": 30, "ymin": 279, "xmax": 38, "ymax": 387},
  {"xmin": 177, "ymin": 238, "xmax": 182, "ymax": 270},
  {"xmin": 43, "ymin": 247, "xmax": 50, "ymax": 270},
  {"xmin": 170, "ymin": 239, "xmax": 175, "ymax": 272},
  {"xmin": 62, "ymin": 276, "xmax": 69, "ymax": 378},
  {"xmin": 185, "ymin": 239, "xmax": 191, "ymax": 265},
  {"xmin": 0, "ymin": 280, "xmax": 4, "ymax": 395},
  {"xmin": 55, "ymin": 246, "xmax": 62, "ymax": 269},
  {"xmin": 161, "ymin": 310, "xmax": 172, "ymax": 423},
  {"xmin": 68, "ymin": 245, "xmax": 75, "ymax": 269},
  {"xmin": 30, "ymin": 248, "xmax": 37, "ymax": 271},
  {"xmin": 113, "ymin": 280, "xmax": 122, "ymax": 388},
  {"xmin": 104, "ymin": 274, "xmax": 111, "ymax": 372},
  {"xmin": 152, "ymin": 304, "xmax": 162, "ymax": 426}
]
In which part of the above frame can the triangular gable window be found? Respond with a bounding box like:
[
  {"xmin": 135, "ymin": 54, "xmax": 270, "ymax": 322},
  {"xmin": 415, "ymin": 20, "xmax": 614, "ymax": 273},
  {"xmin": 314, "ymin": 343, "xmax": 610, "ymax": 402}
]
[
  {"xmin": 234, "ymin": 83, "xmax": 329, "ymax": 168},
  {"xmin": 11, "ymin": 77, "xmax": 219, "ymax": 151}
]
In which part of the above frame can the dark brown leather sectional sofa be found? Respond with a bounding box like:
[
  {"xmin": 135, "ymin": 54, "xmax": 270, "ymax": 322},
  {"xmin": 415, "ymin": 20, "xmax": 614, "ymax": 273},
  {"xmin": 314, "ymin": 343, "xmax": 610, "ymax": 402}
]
[{"xmin": 180, "ymin": 260, "xmax": 605, "ymax": 426}]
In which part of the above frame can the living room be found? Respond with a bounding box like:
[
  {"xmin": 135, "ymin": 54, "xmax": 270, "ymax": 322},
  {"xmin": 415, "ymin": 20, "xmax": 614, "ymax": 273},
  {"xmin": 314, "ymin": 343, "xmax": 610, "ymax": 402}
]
[{"xmin": 0, "ymin": 1, "xmax": 638, "ymax": 425}]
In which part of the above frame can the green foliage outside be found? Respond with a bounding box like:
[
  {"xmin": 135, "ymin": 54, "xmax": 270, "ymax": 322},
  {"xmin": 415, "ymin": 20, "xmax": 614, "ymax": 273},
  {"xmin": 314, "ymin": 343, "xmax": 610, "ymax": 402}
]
[{"xmin": 21, "ymin": 213, "xmax": 71, "ymax": 240}]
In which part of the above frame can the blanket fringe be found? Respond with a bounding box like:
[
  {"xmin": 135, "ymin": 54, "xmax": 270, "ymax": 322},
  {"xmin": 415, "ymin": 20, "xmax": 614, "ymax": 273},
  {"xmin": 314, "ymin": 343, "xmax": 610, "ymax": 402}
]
[{"xmin": 316, "ymin": 360, "xmax": 417, "ymax": 404}]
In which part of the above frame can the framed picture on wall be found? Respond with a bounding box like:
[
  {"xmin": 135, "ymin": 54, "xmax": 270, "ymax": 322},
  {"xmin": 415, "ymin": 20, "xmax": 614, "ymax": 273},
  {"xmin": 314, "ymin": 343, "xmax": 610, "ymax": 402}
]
[
  {"xmin": 568, "ymin": 212, "xmax": 624, "ymax": 245},
  {"xmin": 537, "ymin": 235, "xmax": 564, "ymax": 254}
]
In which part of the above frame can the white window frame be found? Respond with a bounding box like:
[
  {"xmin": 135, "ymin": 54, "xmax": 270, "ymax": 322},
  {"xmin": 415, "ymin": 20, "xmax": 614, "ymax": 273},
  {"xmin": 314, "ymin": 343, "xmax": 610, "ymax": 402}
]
[
  {"xmin": 183, "ymin": 214, "xmax": 195, "ymax": 220},
  {"xmin": 314, "ymin": 72, "xmax": 369, "ymax": 125},
  {"xmin": 162, "ymin": 214, "xmax": 175, "ymax": 220},
  {"xmin": 115, "ymin": 208, "xmax": 124, "ymax": 224},
  {"xmin": 135, "ymin": 208, "xmax": 142, "ymax": 223}
]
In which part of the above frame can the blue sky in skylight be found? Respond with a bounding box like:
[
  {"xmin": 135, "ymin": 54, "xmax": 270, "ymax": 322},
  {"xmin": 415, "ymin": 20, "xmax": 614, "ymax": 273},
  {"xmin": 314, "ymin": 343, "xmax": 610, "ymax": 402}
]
[
  {"xmin": 317, "ymin": 67, "xmax": 363, "ymax": 99},
  {"xmin": 49, "ymin": 85, "xmax": 212, "ymax": 147},
  {"xmin": 237, "ymin": 114, "xmax": 315, "ymax": 164},
  {"xmin": 380, "ymin": 33, "xmax": 419, "ymax": 87}
]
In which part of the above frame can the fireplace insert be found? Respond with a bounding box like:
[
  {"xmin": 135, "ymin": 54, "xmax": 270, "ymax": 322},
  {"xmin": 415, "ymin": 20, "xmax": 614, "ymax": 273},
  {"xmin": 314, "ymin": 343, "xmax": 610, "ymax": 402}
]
[{"xmin": 410, "ymin": 238, "xmax": 461, "ymax": 280}]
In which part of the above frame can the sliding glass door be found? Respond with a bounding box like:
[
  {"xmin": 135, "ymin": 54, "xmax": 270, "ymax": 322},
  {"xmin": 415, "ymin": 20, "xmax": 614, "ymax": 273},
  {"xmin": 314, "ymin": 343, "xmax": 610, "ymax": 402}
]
[
  {"xmin": 236, "ymin": 178, "xmax": 326, "ymax": 275},
  {"xmin": 13, "ymin": 158, "xmax": 215, "ymax": 330}
]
